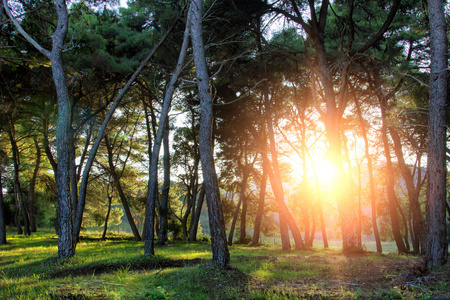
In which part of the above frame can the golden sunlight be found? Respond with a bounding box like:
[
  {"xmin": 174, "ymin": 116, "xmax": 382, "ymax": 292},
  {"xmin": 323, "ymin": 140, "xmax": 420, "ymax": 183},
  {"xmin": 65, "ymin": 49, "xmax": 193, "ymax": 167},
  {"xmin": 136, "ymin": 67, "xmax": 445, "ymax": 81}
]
[{"xmin": 312, "ymin": 155, "xmax": 338, "ymax": 186}]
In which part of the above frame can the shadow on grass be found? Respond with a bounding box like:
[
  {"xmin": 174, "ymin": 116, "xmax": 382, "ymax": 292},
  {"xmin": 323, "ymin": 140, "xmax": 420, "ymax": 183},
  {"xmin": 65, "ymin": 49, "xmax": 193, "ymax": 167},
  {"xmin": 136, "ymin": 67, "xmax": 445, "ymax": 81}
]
[{"xmin": 49, "ymin": 257, "xmax": 206, "ymax": 278}]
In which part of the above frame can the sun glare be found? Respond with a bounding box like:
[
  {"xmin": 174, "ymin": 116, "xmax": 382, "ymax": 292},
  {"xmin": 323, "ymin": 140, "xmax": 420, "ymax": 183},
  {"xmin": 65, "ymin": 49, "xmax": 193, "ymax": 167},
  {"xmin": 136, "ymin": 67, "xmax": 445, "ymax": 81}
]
[
  {"xmin": 313, "ymin": 156, "xmax": 338, "ymax": 185},
  {"xmin": 287, "ymin": 150, "xmax": 341, "ymax": 192}
]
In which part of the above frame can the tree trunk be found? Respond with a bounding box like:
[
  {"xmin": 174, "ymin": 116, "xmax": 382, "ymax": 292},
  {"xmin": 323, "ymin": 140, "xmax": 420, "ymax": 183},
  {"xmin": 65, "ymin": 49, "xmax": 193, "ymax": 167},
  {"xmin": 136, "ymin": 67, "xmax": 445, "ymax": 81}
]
[
  {"xmin": 389, "ymin": 127, "xmax": 427, "ymax": 254},
  {"xmin": 74, "ymin": 20, "xmax": 178, "ymax": 243},
  {"xmin": 104, "ymin": 133, "xmax": 141, "ymax": 241},
  {"xmin": 182, "ymin": 156, "xmax": 199, "ymax": 241},
  {"xmin": 238, "ymin": 168, "xmax": 250, "ymax": 244},
  {"xmin": 28, "ymin": 138, "xmax": 41, "ymax": 232},
  {"xmin": 189, "ymin": 186, "xmax": 205, "ymax": 241},
  {"xmin": 426, "ymin": 0, "xmax": 448, "ymax": 268},
  {"xmin": 378, "ymin": 96, "xmax": 407, "ymax": 253},
  {"xmin": 227, "ymin": 196, "xmax": 242, "ymax": 246},
  {"xmin": 101, "ymin": 192, "xmax": 113, "ymax": 240},
  {"xmin": 143, "ymin": 14, "xmax": 190, "ymax": 255},
  {"xmin": 4, "ymin": 0, "xmax": 74, "ymax": 255},
  {"xmin": 68, "ymin": 128, "xmax": 78, "ymax": 233},
  {"xmin": 157, "ymin": 122, "xmax": 171, "ymax": 245},
  {"xmin": 8, "ymin": 129, "xmax": 31, "ymax": 236},
  {"xmin": 14, "ymin": 194, "xmax": 22, "ymax": 234},
  {"xmin": 0, "ymin": 168, "xmax": 6, "ymax": 245},
  {"xmin": 190, "ymin": 0, "xmax": 230, "ymax": 266},
  {"xmin": 251, "ymin": 166, "xmax": 267, "ymax": 246},
  {"xmin": 354, "ymin": 97, "xmax": 382, "ymax": 253}
]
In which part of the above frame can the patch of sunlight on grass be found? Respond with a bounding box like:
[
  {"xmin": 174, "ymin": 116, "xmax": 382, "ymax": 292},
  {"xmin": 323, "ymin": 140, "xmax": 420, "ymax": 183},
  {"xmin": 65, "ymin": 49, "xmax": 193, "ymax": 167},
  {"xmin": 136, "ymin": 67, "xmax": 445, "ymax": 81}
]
[
  {"xmin": 159, "ymin": 242, "xmax": 213, "ymax": 260},
  {"xmin": 0, "ymin": 273, "xmax": 52, "ymax": 300}
]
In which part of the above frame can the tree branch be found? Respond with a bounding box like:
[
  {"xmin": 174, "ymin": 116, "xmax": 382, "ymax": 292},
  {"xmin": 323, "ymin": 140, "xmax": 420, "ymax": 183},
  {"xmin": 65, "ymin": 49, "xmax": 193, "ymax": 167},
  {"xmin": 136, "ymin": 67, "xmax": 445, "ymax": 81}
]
[
  {"xmin": 355, "ymin": 0, "xmax": 401, "ymax": 54},
  {"xmin": 3, "ymin": 0, "xmax": 51, "ymax": 58}
]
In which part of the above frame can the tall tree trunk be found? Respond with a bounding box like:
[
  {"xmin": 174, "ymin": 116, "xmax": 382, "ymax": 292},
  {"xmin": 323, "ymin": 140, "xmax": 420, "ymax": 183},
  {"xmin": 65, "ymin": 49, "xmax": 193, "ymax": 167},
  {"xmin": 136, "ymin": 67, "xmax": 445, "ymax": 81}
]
[
  {"xmin": 0, "ymin": 167, "xmax": 6, "ymax": 245},
  {"xmin": 142, "ymin": 14, "xmax": 190, "ymax": 254},
  {"xmin": 28, "ymin": 138, "xmax": 41, "ymax": 232},
  {"xmin": 389, "ymin": 128, "xmax": 427, "ymax": 254},
  {"xmin": 354, "ymin": 97, "xmax": 382, "ymax": 253},
  {"xmin": 250, "ymin": 126, "xmax": 305, "ymax": 250},
  {"xmin": 8, "ymin": 129, "xmax": 31, "ymax": 236},
  {"xmin": 50, "ymin": 0, "xmax": 75, "ymax": 259},
  {"xmin": 190, "ymin": 0, "xmax": 230, "ymax": 266},
  {"xmin": 182, "ymin": 190, "xmax": 195, "ymax": 241},
  {"xmin": 426, "ymin": 0, "xmax": 447, "ymax": 267},
  {"xmin": 251, "ymin": 166, "xmax": 267, "ymax": 246},
  {"xmin": 227, "ymin": 196, "xmax": 242, "ymax": 246},
  {"xmin": 189, "ymin": 186, "xmax": 205, "ymax": 241},
  {"xmin": 238, "ymin": 168, "xmax": 250, "ymax": 244},
  {"xmin": 182, "ymin": 157, "xmax": 199, "ymax": 240},
  {"xmin": 378, "ymin": 96, "xmax": 407, "ymax": 253},
  {"xmin": 104, "ymin": 133, "xmax": 141, "ymax": 241},
  {"xmin": 157, "ymin": 122, "xmax": 171, "ymax": 245}
]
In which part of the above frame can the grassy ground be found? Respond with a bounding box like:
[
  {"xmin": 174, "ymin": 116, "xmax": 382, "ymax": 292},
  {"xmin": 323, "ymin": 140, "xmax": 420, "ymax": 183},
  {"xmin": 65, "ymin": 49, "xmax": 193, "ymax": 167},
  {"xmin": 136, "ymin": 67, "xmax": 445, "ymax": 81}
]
[{"xmin": 1, "ymin": 231, "xmax": 449, "ymax": 299}]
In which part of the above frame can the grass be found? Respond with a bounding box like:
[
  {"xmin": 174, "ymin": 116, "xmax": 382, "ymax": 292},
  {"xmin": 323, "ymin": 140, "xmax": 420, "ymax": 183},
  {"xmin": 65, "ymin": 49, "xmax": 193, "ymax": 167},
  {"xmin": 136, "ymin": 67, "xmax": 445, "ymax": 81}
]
[{"xmin": 1, "ymin": 231, "xmax": 449, "ymax": 299}]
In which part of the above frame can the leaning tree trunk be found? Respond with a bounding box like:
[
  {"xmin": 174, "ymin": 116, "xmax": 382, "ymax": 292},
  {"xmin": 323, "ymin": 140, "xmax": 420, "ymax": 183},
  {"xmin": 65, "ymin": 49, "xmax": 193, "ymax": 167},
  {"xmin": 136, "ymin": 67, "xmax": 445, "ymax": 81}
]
[
  {"xmin": 264, "ymin": 89, "xmax": 304, "ymax": 251},
  {"xmin": 378, "ymin": 97, "xmax": 407, "ymax": 253},
  {"xmin": 104, "ymin": 133, "xmax": 141, "ymax": 241},
  {"xmin": 74, "ymin": 19, "xmax": 178, "ymax": 243},
  {"xmin": 426, "ymin": 0, "xmax": 448, "ymax": 268},
  {"xmin": 143, "ymin": 14, "xmax": 190, "ymax": 255},
  {"xmin": 190, "ymin": 0, "xmax": 230, "ymax": 266}
]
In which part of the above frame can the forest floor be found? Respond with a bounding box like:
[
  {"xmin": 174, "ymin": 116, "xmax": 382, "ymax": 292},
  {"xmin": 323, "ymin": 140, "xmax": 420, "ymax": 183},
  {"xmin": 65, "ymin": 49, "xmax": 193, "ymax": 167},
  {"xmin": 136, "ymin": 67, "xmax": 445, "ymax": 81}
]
[{"xmin": 1, "ymin": 231, "xmax": 449, "ymax": 299}]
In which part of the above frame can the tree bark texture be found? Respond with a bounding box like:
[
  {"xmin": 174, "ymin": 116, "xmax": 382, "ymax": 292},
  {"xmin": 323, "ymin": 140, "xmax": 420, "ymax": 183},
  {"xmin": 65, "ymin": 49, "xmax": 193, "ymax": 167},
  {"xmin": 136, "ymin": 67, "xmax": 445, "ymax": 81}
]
[
  {"xmin": 52, "ymin": 37, "xmax": 75, "ymax": 260},
  {"xmin": 190, "ymin": 0, "xmax": 230, "ymax": 267},
  {"xmin": 426, "ymin": 0, "xmax": 448, "ymax": 267},
  {"xmin": 4, "ymin": 0, "xmax": 76, "ymax": 258}
]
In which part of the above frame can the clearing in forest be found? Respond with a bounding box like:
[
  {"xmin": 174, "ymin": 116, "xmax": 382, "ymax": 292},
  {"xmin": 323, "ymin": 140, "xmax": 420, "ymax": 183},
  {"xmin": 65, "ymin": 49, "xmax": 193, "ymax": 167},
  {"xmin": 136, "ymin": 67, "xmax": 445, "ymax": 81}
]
[{"xmin": 0, "ymin": 232, "xmax": 449, "ymax": 299}]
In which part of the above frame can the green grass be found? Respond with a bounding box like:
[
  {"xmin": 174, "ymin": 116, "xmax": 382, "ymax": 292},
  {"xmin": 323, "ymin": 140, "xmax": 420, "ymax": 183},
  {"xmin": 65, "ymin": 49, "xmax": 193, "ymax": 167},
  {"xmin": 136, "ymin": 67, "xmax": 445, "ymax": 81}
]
[{"xmin": 1, "ymin": 231, "xmax": 449, "ymax": 299}]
